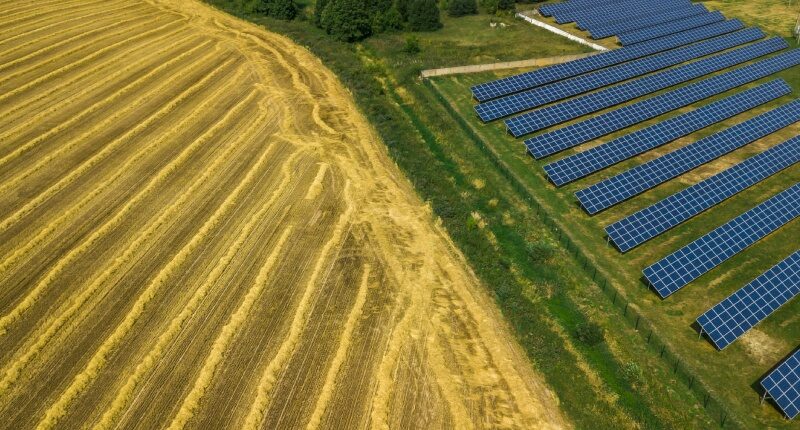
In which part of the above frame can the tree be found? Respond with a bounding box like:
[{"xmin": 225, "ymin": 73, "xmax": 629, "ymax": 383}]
[
  {"xmin": 396, "ymin": 0, "xmax": 410, "ymax": 22},
  {"xmin": 448, "ymin": 0, "xmax": 477, "ymax": 17},
  {"xmin": 321, "ymin": 0, "xmax": 373, "ymax": 42},
  {"xmin": 257, "ymin": 0, "xmax": 298, "ymax": 20},
  {"xmin": 496, "ymin": 0, "xmax": 514, "ymax": 11},
  {"xmin": 407, "ymin": 0, "xmax": 442, "ymax": 31},
  {"xmin": 373, "ymin": 6, "xmax": 404, "ymax": 32},
  {"xmin": 314, "ymin": 0, "xmax": 329, "ymax": 26}
]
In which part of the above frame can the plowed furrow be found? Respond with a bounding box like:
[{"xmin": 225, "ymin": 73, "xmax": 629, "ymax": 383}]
[
  {"xmin": 0, "ymin": 0, "xmax": 121, "ymax": 31},
  {"xmin": 0, "ymin": 18, "xmax": 185, "ymax": 104},
  {"xmin": 0, "ymin": 60, "xmax": 239, "ymax": 335},
  {"xmin": 0, "ymin": 36, "xmax": 209, "ymax": 171}
]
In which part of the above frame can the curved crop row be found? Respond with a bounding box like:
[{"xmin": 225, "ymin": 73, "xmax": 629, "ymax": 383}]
[
  {"xmin": 0, "ymin": 52, "xmax": 230, "ymax": 239},
  {"xmin": 0, "ymin": 23, "xmax": 190, "ymax": 121},
  {"xmin": 0, "ymin": 84, "xmax": 254, "ymax": 408},
  {"xmin": 0, "ymin": 34, "xmax": 206, "ymax": 168},
  {"xmin": 91, "ymin": 112, "xmax": 280, "ymax": 430},
  {"xmin": 0, "ymin": 18, "xmax": 185, "ymax": 105},
  {"xmin": 35, "ymin": 93, "xmax": 266, "ymax": 430},
  {"xmin": 0, "ymin": 0, "xmax": 115, "ymax": 32},
  {"xmin": 0, "ymin": 4, "xmax": 150, "ymax": 75},
  {"xmin": 0, "ymin": 60, "xmax": 239, "ymax": 336},
  {"xmin": 242, "ymin": 183, "xmax": 354, "ymax": 430},
  {"xmin": 306, "ymin": 264, "xmax": 371, "ymax": 429},
  {"xmin": 0, "ymin": 2, "xmax": 139, "ymax": 58},
  {"xmin": 166, "ymin": 226, "xmax": 294, "ymax": 430},
  {"xmin": 0, "ymin": 11, "xmax": 166, "ymax": 87}
]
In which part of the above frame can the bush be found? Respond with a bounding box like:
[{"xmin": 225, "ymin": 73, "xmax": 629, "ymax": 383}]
[
  {"xmin": 497, "ymin": 0, "xmax": 514, "ymax": 10},
  {"xmin": 526, "ymin": 240, "xmax": 556, "ymax": 264},
  {"xmin": 407, "ymin": 0, "xmax": 442, "ymax": 31},
  {"xmin": 448, "ymin": 0, "xmax": 477, "ymax": 17},
  {"xmin": 575, "ymin": 322, "xmax": 604, "ymax": 346},
  {"xmin": 314, "ymin": 0, "xmax": 328, "ymax": 26},
  {"xmin": 373, "ymin": 6, "xmax": 404, "ymax": 32},
  {"xmin": 620, "ymin": 361, "xmax": 643, "ymax": 386},
  {"xmin": 321, "ymin": 0, "xmax": 373, "ymax": 41},
  {"xmin": 258, "ymin": 0, "xmax": 298, "ymax": 20},
  {"xmin": 402, "ymin": 35, "xmax": 421, "ymax": 54}
]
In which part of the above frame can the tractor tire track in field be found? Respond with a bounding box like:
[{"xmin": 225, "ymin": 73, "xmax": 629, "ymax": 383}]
[{"xmin": 0, "ymin": 0, "xmax": 568, "ymax": 428}]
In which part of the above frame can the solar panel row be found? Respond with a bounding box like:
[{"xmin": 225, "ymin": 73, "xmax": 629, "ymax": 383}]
[
  {"xmin": 589, "ymin": 4, "xmax": 708, "ymax": 39},
  {"xmin": 762, "ymin": 349, "xmax": 800, "ymax": 420},
  {"xmin": 606, "ymin": 134, "xmax": 800, "ymax": 252},
  {"xmin": 575, "ymin": 0, "xmax": 694, "ymax": 30},
  {"xmin": 539, "ymin": 0, "xmax": 622, "ymax": 17},
  {"xmin": 556, "ymin": 0, "xmax": 688, "ymax": 25},
  {"xmin": 618, "ymin": 11, "xmax": 726, "ymax": 46},
  {"xmin": 697, "ymin": 250, "xmax": 800, "ymax": 350},
  {"xmin": 471, "ymin": 19, "xmax": 744, "ymax": 102},
  {"xmin": 506, "ymin": 37, "xmax": 786, "ymax": 137},
  {"xmin": 643, "ymin": 181, "xmax": 800, "ymax": 298},
  {"xmin": 543, "ymin": 80, "xmax": 791, "ymax": 187},
  {"xmin": 528, "ymin": 49, "xmax": 798, "ymax": 160},
  {"xmin": 475, "ymin": 28, "xmax": 763, "ymax": 122},
  {"xmin": 576, "ymin": 98, "xmax": 800, "ymax": 215}
]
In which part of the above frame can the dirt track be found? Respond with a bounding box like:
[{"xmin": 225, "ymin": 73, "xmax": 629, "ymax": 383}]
[{"xmin": 0, "ymin": 0, "xmax": 567, "ymax": 428}]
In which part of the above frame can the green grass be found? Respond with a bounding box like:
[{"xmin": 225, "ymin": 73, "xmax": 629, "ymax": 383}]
[{"xmin": 203, "ymin": 0, "xmax": 799, "ymax": 427}]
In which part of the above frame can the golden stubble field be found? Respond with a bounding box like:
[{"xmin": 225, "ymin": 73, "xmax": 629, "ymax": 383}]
[{"xmin": 0, "ymin": 0, "xmax": 567, "ymax": 428}]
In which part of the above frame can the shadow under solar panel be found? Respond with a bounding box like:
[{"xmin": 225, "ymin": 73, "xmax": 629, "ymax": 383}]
[
  {"xmin": 761, "ymin": 348, "xmax": 800, "ymax": 419},
  {"xmin": 643, "ymin": 182, "xmax": 800, "ymax": 298},
  {"xmin": 606, "ymin": 134, "xmax": 800, "ymax": 252},
  {"xmin": 697, "ymin": 250, "xmax": 800, "ymax": 350}
]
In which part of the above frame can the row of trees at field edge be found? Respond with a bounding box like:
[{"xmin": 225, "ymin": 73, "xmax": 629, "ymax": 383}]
[{"xmin": 255, "ymin": 0, "xmax": 516, "ymax": 42}]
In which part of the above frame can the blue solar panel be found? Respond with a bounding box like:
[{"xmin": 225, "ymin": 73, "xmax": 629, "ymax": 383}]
[
  {"xmin": 471, "ymin": 19, "xmax": 744, "ymax": 102},
  {"xmin": 606, "ymin": 135, "xmax": 800, "ymax": 252},
  {"xmin": 762, "ymin": 349, "xmax": 800, "ymax": 419},
  {"xmin": 697, "ymin": 251, "xmax": 800, "ymax": 350},
  {"xmin": 529, "ymin": 51, "xmax": 798, "ymax": 161},
  {"xmin": 556, "ymin": 0, "xmax": 687, "ymax": 24},
  {"xmin": 506, "ymin": 37, "xmax": 786, "ymax": 137},
  {"xmin": 618, "ymin": 12, "xmax": 726, "ymax": 45},
  {"xmin": 576, "ymin": 0, "xmax": 695, "ymax": 30},
  {"xmin": 589, "ymin": 4, "xmax": 708, "ymax": 39},
  {"xmin": 475, "ymin": 28, "xmax": 763, "ymax": 122},
  {"xmin": 575, "ymin": 99, "xmax": 800, "ymax": 215},
  {"xmin": 643, "ymin": 182, "xmax": 800, "ymax": 298},
  {"xmin": 542, "ymin": 80, "xmax": 791, "ymax": 185},
  {"xmin": 539, "ymin": 0, "xmax": 624, "ymax": 17}
]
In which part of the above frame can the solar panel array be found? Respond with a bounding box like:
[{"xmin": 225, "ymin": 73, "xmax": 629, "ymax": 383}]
[
  {"xmin": 577, "ymin": 2, "xmax": 699, "ymax": 33},
  {"xmin": 475, "ymin": 28, "xmax": 763, "ymax": 122},
  {"xmin": 606, "ymin": 135, "xmax": 800, "ymax": 252},
  {"xmin": 618, "ymin": 11, "xmax": 725, "ymax": 45},
  {"xmin": 643, "ymin": 182, "xmax": 800, "ymax": 298},
  {"xmin": 528, "ymin": 49, "xmax": 798, "ymax": 160},
  {"xmin": 539, "ymin": 0, "xmax": 623, "ymax": 17},
  {"xmin": 555, "ymin": 0, "xmax": 669, "ymax": 24},
  {"xmin": 470, "ymin": 19, "xmax": 744, "ymax": 102},
  {"xmin": 506, "ymin": 37, "xmax": 785, "ymax": 137},
  {"xmin": 762, "ymin": 349, "xmax": 800, "ymax": 419},
  {"xmin": 542, "ymin": 80, "xmax": 792, "ymax": 186},
  {"xmin": 697, "ymin": 251, "xmax": 800, "ymax": 350},
  {"xmin": 575, "ymin": 99, "xmax": 800, "ymax": 215},
  {"xmin": 575, "ymin": 0, "xmax": 693, "ymax": 30},
  {"xmin": 589, "ymin": 4, "xmax": 708, "ymax": 39}
]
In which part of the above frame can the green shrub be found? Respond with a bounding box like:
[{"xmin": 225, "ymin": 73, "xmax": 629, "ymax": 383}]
[
  {"xmin": 321, "ymin": 0, "xmax": 373, "ymax": 41},
  {"xmin": 526, "ymin": 240, "xmax": 556, "ymax": 264},
  {"xmin": 402, "ymin": 35, "xmax": 421, "ymax": 54},
  {"xmin": 497, "ymin": 0, "xmax": 514, "ymax": 10},
  {"xmin": 407, "ymin": 0, "xmax": 442, "ymax": 31},
  {"xmin": 575, "ymin": 322, "xmax": 604, "ymax": 346},
  {"xmin": 257, "ymin": 0, "xmax": 298, "ymax": 20},
  {"xmin": 621, "ymin": 361, "xmax": 643, "ymax": 386}
]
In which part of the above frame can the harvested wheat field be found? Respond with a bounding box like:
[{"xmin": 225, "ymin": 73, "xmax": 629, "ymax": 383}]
[{"xmin": 0, "ymin": 0, "xmax": 566, "ymax": 428}]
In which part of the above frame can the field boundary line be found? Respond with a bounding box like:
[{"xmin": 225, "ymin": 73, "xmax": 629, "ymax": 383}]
[
  {"xmin": 422, "ymin": 77, "xmax": 743, "ymax": 430},
  {"xmin": 419, "ymin": 52, "xmax": 594, "ymax": 78},
  {"xmin": 515, "ymin": 11, "xmax": 608, "ymax": 51}
]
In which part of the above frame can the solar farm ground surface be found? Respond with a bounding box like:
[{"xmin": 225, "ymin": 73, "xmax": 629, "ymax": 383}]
[
  {"xmin": 0, "ymin": 0, "xmax": 572, "ymax": 428},
  {"xmin": 429, "ymin": 25, "xmax": 800, "ymax": 430}
]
